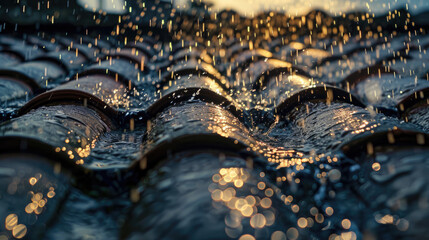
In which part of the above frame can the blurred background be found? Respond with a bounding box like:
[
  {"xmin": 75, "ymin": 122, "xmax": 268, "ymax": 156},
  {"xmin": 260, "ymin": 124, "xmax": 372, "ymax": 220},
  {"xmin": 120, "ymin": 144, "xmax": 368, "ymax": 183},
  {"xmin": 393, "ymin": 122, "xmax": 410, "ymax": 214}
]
[
  {"xmin": 187, "ymin": 0, "xmax": 429, "ymax": 15},
  {"xmin": 77, "ymin": 0, "xmax": 429, "ymax": 15}
]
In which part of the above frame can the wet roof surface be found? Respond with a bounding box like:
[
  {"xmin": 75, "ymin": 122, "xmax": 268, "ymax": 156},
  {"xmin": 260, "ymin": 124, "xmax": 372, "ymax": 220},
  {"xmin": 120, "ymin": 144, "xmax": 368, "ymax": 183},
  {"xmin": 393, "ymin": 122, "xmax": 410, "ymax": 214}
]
[{"xmin": 1, "ymin": 0, "xmax": 429, "ymax": 239}]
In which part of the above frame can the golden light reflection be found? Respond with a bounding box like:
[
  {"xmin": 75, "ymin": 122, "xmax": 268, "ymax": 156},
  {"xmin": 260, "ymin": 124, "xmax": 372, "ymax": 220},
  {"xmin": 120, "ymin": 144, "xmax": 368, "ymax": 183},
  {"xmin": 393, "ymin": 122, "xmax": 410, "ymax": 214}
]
[
  {"xmin": 162, "ymin": 75, "xmax": 226, "ymax": 96},
  {"xmin": 297, "ymin": 217, "xmax": 308, "ymax": 228},
  {"xmin": 271, "ymin": 231, "xmax": 287, "ymax": 240},
  {"xmin": 210, "ymin": 167, "xmax": 281, "ymax": 237},
  {"xmin": 12, "ymin": 224, "xmax": 27, "ymax": 239},
  {"xmin": 341, "ymin": 219, "xmax": 351, "ymax": 229},
  {"xmin": 249, "ymin": 213, "xmax": 266, "ymax": 228},
  {"xmin": 3, "ymin": 173, "xmax": 58, "ymax": 239},
  {"xmin": 286, "ymin": 227, "xmax": 299, "ymax": 240},
  {"xmin": 5, "ymin": 214, "xmax": 18, "ymax": 231},
  {"xmin": 4, "ymin": 214, "xmax": 27, "ymax": 239},
  {"xmin": 372, "ymin": 162, "xmax": 381, "ymax": 171},
  {"xmin": 325, "ymin": 206, "xmax": 334, "ymax": 216},
  {"xmin": 54, "ymin": 127, "xmax": 101, "ymax": 166},
  {"xmin": 332, "ymin": 109, "xmax": 379, "ymax": 135},
  {"xmin": 29, "ymin": 177, "xmax": 37, "ymax": 186},
  {"xmin": 238, "ymin": 234, "xmax": 255, "ymax": 240}
]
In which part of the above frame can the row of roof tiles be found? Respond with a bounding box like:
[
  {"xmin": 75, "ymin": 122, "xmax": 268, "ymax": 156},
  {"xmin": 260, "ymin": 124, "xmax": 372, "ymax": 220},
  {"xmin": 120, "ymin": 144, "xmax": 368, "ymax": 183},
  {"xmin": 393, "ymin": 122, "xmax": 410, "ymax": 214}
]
[{"xmin": 1, "ymin": 6, "xmax": 429, "ymax": 240}]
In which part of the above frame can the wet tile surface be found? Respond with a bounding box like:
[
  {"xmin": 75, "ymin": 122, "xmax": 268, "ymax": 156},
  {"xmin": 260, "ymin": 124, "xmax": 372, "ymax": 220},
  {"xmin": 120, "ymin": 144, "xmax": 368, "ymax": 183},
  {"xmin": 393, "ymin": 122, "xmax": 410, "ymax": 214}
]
[{"xmin": 1, "ymin": 1, "xmax": 429, "ymax": 239}]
